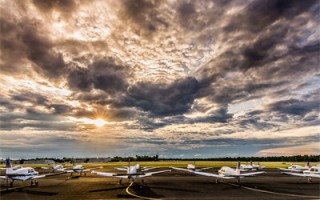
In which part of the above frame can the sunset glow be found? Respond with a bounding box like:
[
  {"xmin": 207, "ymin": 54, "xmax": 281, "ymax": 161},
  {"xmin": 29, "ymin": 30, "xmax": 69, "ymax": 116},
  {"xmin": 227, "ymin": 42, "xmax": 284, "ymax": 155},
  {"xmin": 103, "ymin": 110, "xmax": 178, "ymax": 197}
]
[{"xmin": 0, "ymin": 0, "xmax": 319, "ymax": 158}]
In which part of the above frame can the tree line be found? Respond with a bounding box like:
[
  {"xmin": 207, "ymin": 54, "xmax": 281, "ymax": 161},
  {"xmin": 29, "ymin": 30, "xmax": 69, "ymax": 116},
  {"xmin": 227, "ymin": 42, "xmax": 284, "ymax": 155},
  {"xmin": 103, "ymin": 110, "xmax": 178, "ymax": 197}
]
[{"xmin": 162, "ymin": 155, "xmax": 320, "ymax": 162}]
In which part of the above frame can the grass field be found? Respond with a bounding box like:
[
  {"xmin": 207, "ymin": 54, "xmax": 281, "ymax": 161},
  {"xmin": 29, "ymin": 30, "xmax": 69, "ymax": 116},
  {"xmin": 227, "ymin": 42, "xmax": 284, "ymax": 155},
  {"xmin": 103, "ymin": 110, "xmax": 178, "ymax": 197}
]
[{"xmin": 1, "ymin": 161, "xmax": 319, "ymax": 169}]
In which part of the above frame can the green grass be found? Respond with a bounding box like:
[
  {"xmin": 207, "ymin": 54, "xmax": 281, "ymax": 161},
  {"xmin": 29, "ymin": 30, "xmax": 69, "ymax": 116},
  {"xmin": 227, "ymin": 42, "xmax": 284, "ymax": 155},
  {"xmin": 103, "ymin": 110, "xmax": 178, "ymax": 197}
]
[{"xmin": 1, "ymin": 161, "xmax": 318, "ymax": 169}]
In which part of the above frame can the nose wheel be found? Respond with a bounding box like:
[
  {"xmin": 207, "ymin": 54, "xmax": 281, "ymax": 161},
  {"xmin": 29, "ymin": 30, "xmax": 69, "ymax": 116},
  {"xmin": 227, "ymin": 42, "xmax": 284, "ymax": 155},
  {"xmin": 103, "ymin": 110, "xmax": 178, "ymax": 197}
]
[
  {"xmin": 31, "ymin": 180, "xmax": 39, "ymax": 186},
  {"xmin": 9, "ymin": 180, "xmax": 14, "ymax": 187}
]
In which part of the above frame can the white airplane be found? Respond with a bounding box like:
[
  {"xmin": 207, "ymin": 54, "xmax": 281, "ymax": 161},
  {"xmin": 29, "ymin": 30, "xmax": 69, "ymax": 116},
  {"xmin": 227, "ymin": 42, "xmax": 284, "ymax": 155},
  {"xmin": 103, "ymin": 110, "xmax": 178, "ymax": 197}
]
[
  {"xmin": 171, "ymin": 162, "xmax": 212, "ymax": 172},
  {"xmin": 92, "ymin": 162, "xmax": 171, "ymax": 184},
  {"xmin": 0, "ymin": 158, "xmax": 62, "ymax": 187},
  {"xmin": 115, "ymin": 163, "xmax": 156, "ymax": 172},
  {"xmin": 240, "ymin": 161, "xmax": 266, "ymax": 171},
  {"xmin": 278, "ymin": 161, "xmax": 310, "ymax": 172},
  {"xmin": 41, "ymin": 164, "xmax": 66, "ymax": 172},
  {"xmin": 187, "ymin": 161, "xmax": 212, "ymax": 171},
  {"xmin": 64, "ymin": 163, "xmax": 98, "ymax": 177},
  {"xmin": 282, "ymin": 165, "xmax": 320, "ymax": 183},
  {"xmin": 172, "ymin": 161, "xmax": 266, "ymax": 183}
]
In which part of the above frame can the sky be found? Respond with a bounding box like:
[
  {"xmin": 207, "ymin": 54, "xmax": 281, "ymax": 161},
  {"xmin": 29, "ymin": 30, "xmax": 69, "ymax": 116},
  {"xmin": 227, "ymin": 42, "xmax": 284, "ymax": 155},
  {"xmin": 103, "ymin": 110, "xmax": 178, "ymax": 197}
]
[{"xmin": 0, "ymin": 0, "xmax": 319, "ymax": 159}]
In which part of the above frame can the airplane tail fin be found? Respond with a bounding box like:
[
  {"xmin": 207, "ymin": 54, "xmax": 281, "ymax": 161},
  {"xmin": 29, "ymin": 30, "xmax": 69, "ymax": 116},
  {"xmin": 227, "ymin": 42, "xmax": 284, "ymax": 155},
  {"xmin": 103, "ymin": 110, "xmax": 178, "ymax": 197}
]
[
  {"xmin": 5, "ymin": 158, "xmax": 13, "ymax": 174},
  {"xmin": 236, "ymin": 161, "xmax": 241, "ymax": 175}
]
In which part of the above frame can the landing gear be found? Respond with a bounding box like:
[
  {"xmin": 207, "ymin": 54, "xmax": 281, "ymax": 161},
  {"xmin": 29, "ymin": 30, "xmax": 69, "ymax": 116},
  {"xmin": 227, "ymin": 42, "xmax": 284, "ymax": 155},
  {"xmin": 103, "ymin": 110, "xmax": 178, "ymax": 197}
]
[
  {"xmin": 9, "ymin": 180, "xmax": 14, "ymax": 187},
  {"xmin": 215, "ymin": 179, "xmax": 219, "ymax": 184},
  {"xmin": 119, "ymin": 179, "xmax": 122, "ymax": 184},
  {"xmin": 308, "ymin": 177, "xmax": 312, "ymax": 183},
  {"xmin": 84, "ymin": 173, "xmax": 87, "ymax": 176},
  {"xmin": 30, "ymin": 180, "xmax": 38, "ymax": 186},
  {"xmin": 141, "ymin": 179, "xmax": 145, "ymax": 185},
  {"xmin": 237, "ymin": 178, "xmax": 240, "ymax": 183}
]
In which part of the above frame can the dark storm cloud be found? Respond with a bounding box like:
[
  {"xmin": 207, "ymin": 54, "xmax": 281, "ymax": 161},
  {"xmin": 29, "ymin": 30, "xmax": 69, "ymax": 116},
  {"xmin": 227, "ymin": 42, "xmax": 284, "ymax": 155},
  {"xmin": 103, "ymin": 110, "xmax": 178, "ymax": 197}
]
[
  {"xmin": 68, "ymin": 59, "xmax": 128, "ymax": 94},
  {"xmin": 176, "ymin": 0, "xmax": 232, "ymax": 31},
  {"xmin": 238, "ymin": 118, "xmax": 277, "ymax": 130},
  {"xmin": 0, "ymin": 109, "xmax": 75, "ymax": 131},
  {"xmin": 205, "ymin": 81, "xmax": 288, "ymax": 105},
  {"xmin": 267, "ymin": 99, "xmax": 319, "ymax": 116},
  {"xmin": 182, "ymin": 135, "xmax": 320, "ymax": 147},
  {"xmin": 0, "ymin": 17, "xmax": 67, "ymax": 78},
  {"xmin": 12, "ymin": 92, "xmax": 48, "ymax": 105},
  {"xmin": 120, "ymin": 0, "xmax": 167, "ymax": 35},
  {"xmin": 10, "ymin": 91, "xmax": 72, "ymax": 115},
  {"xmin": 193, "ymin": 107, "xmax": 232, "ymax": 123},
  {"xmin": 225, "ymin": 0, "xmax": 317, "ymax": 33},
  {"xmin": 240, "ymin": 24, "xmax": 289, "ymax": 70},
  {"xmin": 32, "ymin": 0, "xmax": 77, "ymax": 14},
  {"xmin": 116, "ymin": 77, "xmax": 199, "ymax": 116}
]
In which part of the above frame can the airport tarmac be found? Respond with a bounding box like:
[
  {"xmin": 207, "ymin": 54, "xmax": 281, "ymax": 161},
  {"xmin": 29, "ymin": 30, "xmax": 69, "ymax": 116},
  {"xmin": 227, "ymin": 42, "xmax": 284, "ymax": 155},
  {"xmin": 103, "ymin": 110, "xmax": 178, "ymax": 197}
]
[{"xmin": 0, "ymin": 168, "xmax": 319, "ymax": 200}]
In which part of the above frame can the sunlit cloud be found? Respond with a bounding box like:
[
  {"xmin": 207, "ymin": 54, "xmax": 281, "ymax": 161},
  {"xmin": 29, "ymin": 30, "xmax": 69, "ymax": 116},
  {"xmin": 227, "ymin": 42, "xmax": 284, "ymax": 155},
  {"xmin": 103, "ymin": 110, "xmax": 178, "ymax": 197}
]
[
  {"xmin": 0, "ymin": 0, "xmax": 319, "ymax": 158},
  {"xmin": 257, "ymin": 142, "xmax": 320, "ymax": 156}
]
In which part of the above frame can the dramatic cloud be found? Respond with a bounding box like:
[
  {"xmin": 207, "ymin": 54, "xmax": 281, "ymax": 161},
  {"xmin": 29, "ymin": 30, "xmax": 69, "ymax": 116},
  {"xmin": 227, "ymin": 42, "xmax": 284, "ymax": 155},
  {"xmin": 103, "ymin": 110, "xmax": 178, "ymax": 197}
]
[{"xmin": 0, "ymin": 0, "xmax": 319, "ymax": 158}]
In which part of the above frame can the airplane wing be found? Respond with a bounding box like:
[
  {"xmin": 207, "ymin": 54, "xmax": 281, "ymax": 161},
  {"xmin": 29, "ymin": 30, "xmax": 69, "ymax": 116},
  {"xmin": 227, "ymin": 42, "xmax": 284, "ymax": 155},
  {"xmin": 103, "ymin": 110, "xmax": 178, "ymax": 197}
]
[
  {"xmin": 140, "ymin": 169, "xmax": 171, "ymax": 177},
  {"xmin": 236, "ymin": 171, "xmax": 266, "ymax": 177},
  {"xmin": 192, "ymin": 171, "xmax": 234, "ymax": 179},
  {"xmin": 41, "ymin": 167, "xmax": 51, "ymax": 170},
  {"xmin": 170, "ymin": 167, "xmax": 193, "ymax": 172},
  {"xmin": 278, "ymin": 168, "xmax": 302, "ymax": 172},
  {"xmin": 64, "ymin": 169, "xmax": 74, "ymax": 173},
  {"xmin": 91, "ymin": 171, "xmax": 117, "ymax": 177},
  {"xmin": 141, "ymin": 167, "xmax": 157, "ymax": 171},
  {"xmin": 282, "ymin": 172, "xmax": 320, "ymax": 178},
  {"xmin": 31, "ymin": 175, "xmax": 46, "ymax": 179},
  {"xmin": 196, "ymin": 167, "xmax": 212, "ymax": 171},
  {"xmin": 115, "ymin": 167, "xmax": 128, "ymax": 171}
]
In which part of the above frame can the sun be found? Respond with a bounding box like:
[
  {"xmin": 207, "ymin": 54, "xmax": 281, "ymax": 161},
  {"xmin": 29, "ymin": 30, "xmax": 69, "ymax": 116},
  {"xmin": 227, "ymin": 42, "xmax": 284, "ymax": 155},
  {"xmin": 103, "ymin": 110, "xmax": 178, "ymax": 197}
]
[
  {"xmin": 92, "ymin": 118, "xmax": 107, "ymax": 127},
  {"xmin": 71, "ymin": 117, "xmax": 108, "ymax": 127}
]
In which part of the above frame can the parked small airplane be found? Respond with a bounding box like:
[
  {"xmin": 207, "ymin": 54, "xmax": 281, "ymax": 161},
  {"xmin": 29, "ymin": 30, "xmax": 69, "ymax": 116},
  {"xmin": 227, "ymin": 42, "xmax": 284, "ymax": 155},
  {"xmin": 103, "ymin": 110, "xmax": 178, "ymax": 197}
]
[
  {"xmin": 92, "ymin": 162, "xmax": 171, "ymax": 184},
  {"xmin": 115, "ymin": 163, "xmax": 156, "ymax": 172},
  {"xmin": 171, "ymin": 162, "xmax": 212, "ymax": 172},
  {"xmin": 172, "ymin": 161, "xmax": 266, "ymax": 183},
  {"xmin": 0, "ymin": 158, "xmax": 63, "ymax": 187},
  {"xmin": 282, "ymin": 165, "xmax": 320, "ymax": 183},
  {"xmin": 278, "ymin": 161, "xmax": 310, "ymax": 172},
  {"xmin": 64, "ymin": 163, "xmax": 100, "ymax": 177},
  {"xmin": 41, "ymin": 164, "xmax": 66, "ymax": 173},
  {"xmin": 240, "ymin": 161, "xmax": 266, "ymax": 171}
]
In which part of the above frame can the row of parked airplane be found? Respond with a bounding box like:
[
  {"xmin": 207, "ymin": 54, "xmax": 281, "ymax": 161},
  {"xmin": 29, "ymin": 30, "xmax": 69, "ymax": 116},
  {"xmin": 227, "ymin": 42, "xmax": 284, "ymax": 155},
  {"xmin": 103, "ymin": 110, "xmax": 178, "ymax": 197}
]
[{"xmin": 1, "ymin": 158, "xmax": 319, "ymax": 187}]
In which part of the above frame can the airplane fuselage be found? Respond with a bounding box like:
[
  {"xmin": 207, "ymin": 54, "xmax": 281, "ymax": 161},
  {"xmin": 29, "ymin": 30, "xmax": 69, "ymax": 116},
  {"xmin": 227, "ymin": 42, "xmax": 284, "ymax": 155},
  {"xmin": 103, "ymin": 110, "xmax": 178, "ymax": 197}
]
[
  {"xmin": 218, "ymin": 166, "xmax": 239, "ymax": 177},
  {"xmin": 303, "ymin": 166, "xmax": 320, "ymax": 175},
  {"xmin": 6, "ymin": 167, "xmax": 39, "ymax": 180},
  {"xmin": 73, "ymin": 165, "xmax": 85, "ymax": 172},
  {"xmin": 289, "ymin": 165, "xmax": 309, "ymax": 172}
]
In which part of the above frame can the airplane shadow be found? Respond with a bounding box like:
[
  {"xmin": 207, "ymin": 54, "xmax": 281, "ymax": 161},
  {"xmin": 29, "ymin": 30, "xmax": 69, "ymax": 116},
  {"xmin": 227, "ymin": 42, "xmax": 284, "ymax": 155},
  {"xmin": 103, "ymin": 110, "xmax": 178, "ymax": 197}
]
[
  {"xmin": 141, "ymin": 185, "xmax": 199, "ymax": 193},
  {"xmin": 89, "ymin": 186, "xmax": 127, "ymax": 193},
  {"xmin": 17, "ymin": 189, "xmax": 58, "ymax": 196}
]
